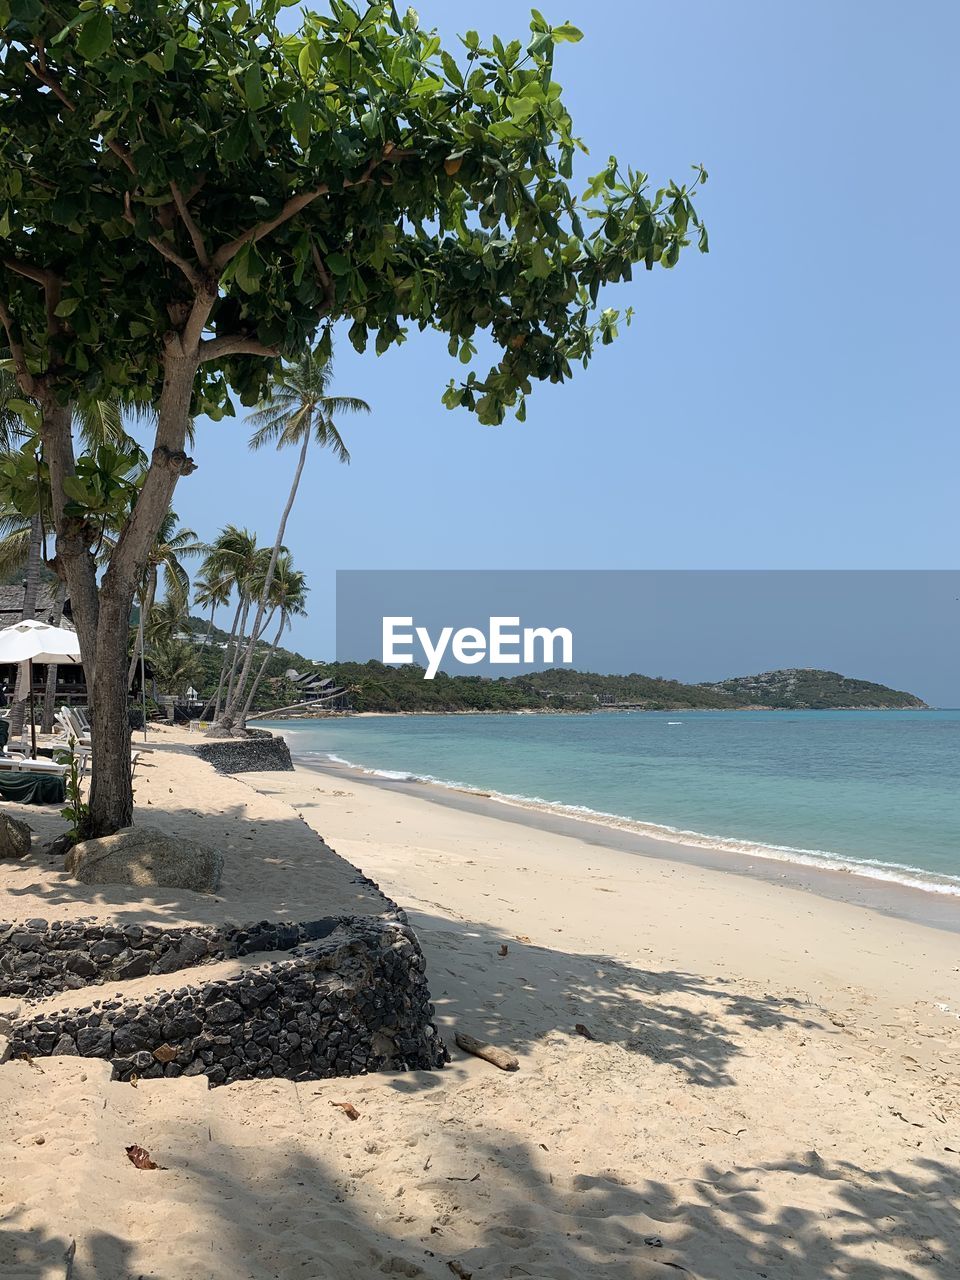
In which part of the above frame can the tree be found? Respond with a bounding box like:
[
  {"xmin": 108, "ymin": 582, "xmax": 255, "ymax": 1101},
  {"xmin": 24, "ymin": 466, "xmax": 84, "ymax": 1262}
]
[
  {"xmin": 0, "ymin": 372, "xmax": 129, "ymax": 735},
  {"xmin": 105, "ymin": 509, "xmax": 204, "ymax": 689},
  {"xmin": 196, "ymin": 526, "xmax": 264, "ymax": 721},
  {"xmin": 238, "ymin": 550, "xmax": 308, "ymax": 721},
  {"xmin": 0, "ymin": 2, "xmax": 706, "ymax": 835},
  {"xmin": 193, "ymin": 564, "xmax": 232, "ymax": 651},
  {"xmin": 214, "ymin": 347, "xmax": 367, "ymax": 733}
]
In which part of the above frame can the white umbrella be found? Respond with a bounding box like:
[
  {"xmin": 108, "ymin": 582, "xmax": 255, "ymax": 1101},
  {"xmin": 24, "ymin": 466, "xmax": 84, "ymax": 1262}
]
[{"xmin": 0, "ymin": 620, "xmax": 83, "ymax": 756}]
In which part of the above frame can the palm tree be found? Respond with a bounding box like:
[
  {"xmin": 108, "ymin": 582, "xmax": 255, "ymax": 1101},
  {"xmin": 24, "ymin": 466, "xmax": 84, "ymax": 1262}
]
[
  {"xmin": 148, "ymin": 633, "xmax": 202, "ymax": 700},
  {"xmin": 239, "ymin": 552, "xmax": 308, "ymax": 721},
  {"xmin": 197, "ymin": 526, "xmax": 262, "ymax": 720},
  {"xmin": 114, "ymin": 509, "xmax": 204, "ymax": 688},
  {"xmin": 193, "ymin": 564, "xmax": 232, "ymax": 649},
  {"xmin": 215, "ymin": 348, "xmax": 369, "ymax": 732}
]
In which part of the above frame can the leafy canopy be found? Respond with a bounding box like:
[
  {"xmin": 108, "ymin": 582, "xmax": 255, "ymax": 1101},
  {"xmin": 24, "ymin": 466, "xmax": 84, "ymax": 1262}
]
[{"xmin": 0, "ymin": 1, "xmax": 707, "ymax": 424}]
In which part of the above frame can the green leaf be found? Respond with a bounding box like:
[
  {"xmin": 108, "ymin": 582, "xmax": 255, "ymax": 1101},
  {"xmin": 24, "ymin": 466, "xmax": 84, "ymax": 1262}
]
[
  {"xmin": 326, "ymin": 252, "xmax": 351, "ymax": 275},
  {"xmin": 243, "ymin": 62, "xmax": 266, "ymax": 110},
  {"xmin": 76, "ymin": 11, "xmax": 114, "ymax": 61},
  {"xmin": 660, "ymin": 241, "xmax": 680, "ymax": 268},
  {"xmin": 298, "ymin": 40, "xmax": 320, "ymax": 80},
  {"xmin": 54, "ymin": 297, "xmax": 81, "ymax": 317},
  {"xmin": 62, "ymin": 475, "xmax": 93, "ymax": 504},
  {"xmin": 6, "ymin": 399, "xmax": 38, "ymax": 429},
  {"xmin": 410, "ymin": 76, "xmax": 444, "ymax": 97},
  {"xmin": 288, "ymin": 97, "xmax": 311, "ymax": 148},
  {"xmin": 440, "ymin": 49, "xmax": 463, "ymax": 87},
  {"xmin": 552, "ymin": 23, "xmax": 584, "ymax": 43},
  {"xmin": 232, "ymin": 244, "xmax": 264, "ymax": 293},
  {"xmin": 529, "ymin": 244, "xmax": 551, "ymax": 279},
  {"xmin": 698, "ymin": 225, "xmax": 709, "ymax": 253}
]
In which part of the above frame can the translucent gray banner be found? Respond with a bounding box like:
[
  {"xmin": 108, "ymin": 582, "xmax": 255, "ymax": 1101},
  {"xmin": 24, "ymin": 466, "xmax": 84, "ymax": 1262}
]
[{"xmin": 335, "ymin": 570, "xmax": 960, "ymax": 707}]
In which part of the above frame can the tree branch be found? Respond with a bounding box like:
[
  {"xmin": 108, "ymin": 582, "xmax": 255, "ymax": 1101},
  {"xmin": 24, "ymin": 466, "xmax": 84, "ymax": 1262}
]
[
  {"xmin": 170, "ymin": 180, "xmax": 210, "ymax": 266},
  {"xmin": 182, "ymin": 290, "xmax": 218, "ymax": 354},
  {"xmin": 124, "ymin": 193, "xmax": 203, "ymax": 288},
  {"xmin": 0, "ymin": 295, "xmax": 34, "ymax": 394},
  {"xmin": 207, "ymin": 146, "xmax": 415, "ymax": 272},
  {"xmin": 2, "ymin": 258, "xmax": 64, "ymax": 348},
  {"xmin": 2, "ymin": 256, "xmax": 49, "ymax": 285},
  {"xmin": 198, "ymin": 336, "xmax": 280, "ymax": 363},
  {"xmin": 211, "ymin": 186, "xmax": 330, "ymax": 271},
  {"xmin": 310, "ymin": 242, "xmax": 335, "ymax": 309}
]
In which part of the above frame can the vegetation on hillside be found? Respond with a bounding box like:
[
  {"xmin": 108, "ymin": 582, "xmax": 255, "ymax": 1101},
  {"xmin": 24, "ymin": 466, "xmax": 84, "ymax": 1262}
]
[
  {"xmin": 700, "ymin": 669, "xmax": 927, "ymax": 711},
  {"xmin": 207, "ymin": 653, "xmax": 927, "ymax": 715}
]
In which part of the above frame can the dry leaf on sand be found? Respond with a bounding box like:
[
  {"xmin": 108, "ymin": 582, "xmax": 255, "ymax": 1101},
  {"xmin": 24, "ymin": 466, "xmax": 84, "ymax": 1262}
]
[
  {"xmin": 330, "ymin": 1101, "xmax": 360, "ymax": 1120},
  {"xmin": 125, "ymin": 1144, "xmax": 164, "ymax": 1170}
]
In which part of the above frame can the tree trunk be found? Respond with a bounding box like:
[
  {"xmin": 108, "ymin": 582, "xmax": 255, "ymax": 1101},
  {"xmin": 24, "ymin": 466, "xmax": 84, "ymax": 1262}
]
[
  {"xmin": 8, "ymin": 512, "xmax": 44, "ymax": 740},
  {"xmin": 201, "ymin": 597, "xmax": 242, "ymax": 720},
  {"xmin": 127, "ymin": 567, "xmax": 157, "ymax": 689},
  {"xmin": 216, "ymin": 429, "xmax": 310, "ymax": 733},
  {"xmin": 223, "ymin": 595, "xmax": 250, "ymax": 710},
  {"xmin": 41, "ymin": 579, "xmax": 68, "ymax": 733},
  {"xmin": 239, "ymin": 610, "xmax": 284, "ymax": 725},
  {"xmin": 37, "ymin": 347, "xmax": 198, "ymax": 837}
]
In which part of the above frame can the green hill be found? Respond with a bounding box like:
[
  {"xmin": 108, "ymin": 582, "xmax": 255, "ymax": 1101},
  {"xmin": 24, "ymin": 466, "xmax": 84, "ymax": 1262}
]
[{"xmin": 699, "ymin": 668, "xmax": 927, "ymax": 711}]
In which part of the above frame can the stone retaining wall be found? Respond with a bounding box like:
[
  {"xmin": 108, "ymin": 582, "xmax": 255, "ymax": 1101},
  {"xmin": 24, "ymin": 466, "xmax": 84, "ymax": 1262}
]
[
  {"xmin": 0, "ymin": 912, "xmax": 403, "ymax": 1000},
  {"xmin": 8, "ymin": 919, "xmax": 448, "ymax": 1086},
  {"xmin": 194, "ymin": 736, "xmax": 294, "ymax": 774}
]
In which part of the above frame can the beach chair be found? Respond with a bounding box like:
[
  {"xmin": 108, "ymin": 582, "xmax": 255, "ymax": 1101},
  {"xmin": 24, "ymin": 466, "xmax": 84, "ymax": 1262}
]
[
  {"xmin": 58, "ymin": 706, "xmax": 92, "ymax": 746},
  {"xmin": 55, "ymin": 707, "xmax": 140, "ymax": 778},
  {"xmin": 0, "ymin": 754, "xmax": 69, "ymax": 777}
]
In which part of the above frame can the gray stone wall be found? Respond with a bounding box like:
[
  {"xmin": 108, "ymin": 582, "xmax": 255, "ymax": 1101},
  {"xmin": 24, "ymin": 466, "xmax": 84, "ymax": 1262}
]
[
  {"xmin": 0, "ymin": 912, "xmax": 404, "ymax": 999},
  {"xmin": 9, "ymin": 919, "xmax": 447, "ymax": 1086},
  {"xmin": 194, "ymin": 736, "xmax": 294, "ymax": 774}
]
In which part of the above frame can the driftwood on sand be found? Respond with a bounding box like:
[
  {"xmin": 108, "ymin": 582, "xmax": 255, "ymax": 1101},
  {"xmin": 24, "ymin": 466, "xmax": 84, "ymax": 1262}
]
[{"xmin": 455, "ymin": 1031, "xmax": 519, "ymax": 1071}]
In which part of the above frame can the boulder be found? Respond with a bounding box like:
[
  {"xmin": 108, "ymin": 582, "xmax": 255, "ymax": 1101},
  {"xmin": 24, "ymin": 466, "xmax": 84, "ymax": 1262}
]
[
  {"xmin": 0, "ymin": 811, "xmax": 32, "ymax": 859},
  {"xmin": 65, "ymin": 825, "xmax": 223, "ymax": 894}
]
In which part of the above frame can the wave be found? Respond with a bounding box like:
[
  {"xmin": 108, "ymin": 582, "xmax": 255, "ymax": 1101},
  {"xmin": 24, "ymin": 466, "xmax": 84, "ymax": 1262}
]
[{"xmin": 291, "ymin": 748, "xmax": 960, "ymax": 900}]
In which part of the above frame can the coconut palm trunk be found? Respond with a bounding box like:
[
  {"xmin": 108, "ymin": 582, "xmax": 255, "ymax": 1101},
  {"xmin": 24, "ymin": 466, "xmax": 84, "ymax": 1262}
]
[
  {"xmin": 219, "ymin": 430, "xmax": 310, "ymax": 732},
  {"xmin": 201, "ymin": 596, "xmax": 242, "ymax": 721},
  {"xmin": 8, "ymin": 512, "xmax": 43, "ymax": 741},
  {"xmin": 127, "ymin": 566, "xmax": 158, "ymax": 690},
  {"xmin": 40, "ymin": 579, "xmax": 68, "ymax": 733},
  {"xmin": 240, "ymin": 609, "xmax": 285, "ymax": 722}
]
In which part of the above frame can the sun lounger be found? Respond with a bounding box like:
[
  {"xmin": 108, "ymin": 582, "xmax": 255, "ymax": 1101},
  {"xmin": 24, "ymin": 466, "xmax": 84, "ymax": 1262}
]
[
  {"xmin": 0, "ymin": 754, "xmax": 68, "ymax": 775},
  {"xmin": 0, "ymin": 765, "xmax": 66, "ymax": 804}
]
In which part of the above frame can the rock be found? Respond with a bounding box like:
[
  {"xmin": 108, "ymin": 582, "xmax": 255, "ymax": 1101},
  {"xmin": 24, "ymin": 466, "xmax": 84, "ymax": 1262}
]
[
  {"xmin": 113, "ymin": 951, "xmax": 153, "ymax": 981},
  {"xmin": 62, "ymin": 951, "xmax": 99, "ymax": 978},
  {"xmin": 65, "ymin": 826, "xmax": 223, "ymax": 894},
  {"xmin": 76, "ymin": 1026, "xmax": 113, "ymax": 1057},
  {"xmin": 0, "ymin": 812, "xmax": 32, "ymax": 859}
]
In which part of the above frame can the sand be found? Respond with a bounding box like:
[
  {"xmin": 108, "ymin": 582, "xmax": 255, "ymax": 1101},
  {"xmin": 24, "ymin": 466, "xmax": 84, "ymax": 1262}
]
[{"xmin": 1, "ymin": 726, "xmax": 958, "ymax": 1279}]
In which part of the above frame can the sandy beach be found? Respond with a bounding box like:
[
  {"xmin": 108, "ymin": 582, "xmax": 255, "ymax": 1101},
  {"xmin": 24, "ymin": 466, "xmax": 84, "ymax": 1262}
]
[{"xmin": 1, "ymin": 726, "xmax": 958, "ymax": 1279}]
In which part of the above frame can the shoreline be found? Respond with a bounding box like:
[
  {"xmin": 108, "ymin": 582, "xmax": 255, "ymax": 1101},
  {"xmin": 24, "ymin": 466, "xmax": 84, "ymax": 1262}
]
[{"xmin": 290, "ymin": 750, "xmax": 960, "ymax": 935}]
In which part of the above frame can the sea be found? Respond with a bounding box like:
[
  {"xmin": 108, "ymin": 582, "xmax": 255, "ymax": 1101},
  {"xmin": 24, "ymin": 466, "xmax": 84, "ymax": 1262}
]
[{"xmin": 264, "ymin": 709, "xmax": 960, "ymax": 897}]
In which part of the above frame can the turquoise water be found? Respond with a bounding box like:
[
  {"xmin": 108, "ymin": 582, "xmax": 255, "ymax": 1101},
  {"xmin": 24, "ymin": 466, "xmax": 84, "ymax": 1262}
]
[{"xmin": 265, "ymin": 710, "xmax": 960, "ymax": 895}]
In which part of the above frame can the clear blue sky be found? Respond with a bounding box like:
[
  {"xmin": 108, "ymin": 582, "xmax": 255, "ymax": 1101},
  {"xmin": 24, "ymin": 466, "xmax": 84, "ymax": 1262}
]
[{"xmin": 170, "ymin": 1, "xmax": 959, "ymax": 662}]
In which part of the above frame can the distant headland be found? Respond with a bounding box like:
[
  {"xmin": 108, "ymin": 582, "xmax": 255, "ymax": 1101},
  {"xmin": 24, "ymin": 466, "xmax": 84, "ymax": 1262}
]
[{"xmin": 249, "ymin": 658, "xmax": 929, "ymax": 717}]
